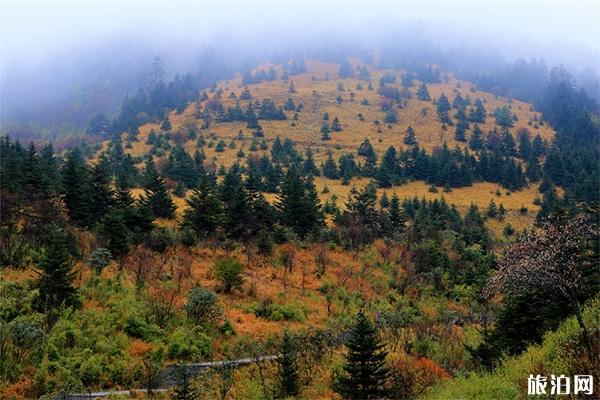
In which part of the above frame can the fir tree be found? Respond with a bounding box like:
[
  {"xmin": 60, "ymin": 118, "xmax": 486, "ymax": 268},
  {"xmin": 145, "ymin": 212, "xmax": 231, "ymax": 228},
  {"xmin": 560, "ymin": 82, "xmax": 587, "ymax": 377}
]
[
  {"xmin": 437, "ymin": 93, "xmax": 452, "ymax": 124},
  {"xmin": 277, "ymin": 330, "xmax": 300, "ymax": 398},
  {"xmin": 339, "ymin": 60, "xmax": 354, "ymax": 78},
  {"xmin": 171, "ymin": 366, "xmax": 199, "ymax": 400},
  {"xmin": 388, "ymin": 195, "xmax": 407, "ymax": 232},
  {"xmin": 100, "ymin": 207, "xmax": 130, "ymax": 257},
  {"xmin": 335, "ymin": 310, "xmax": 389, "ymax": 399},
  {"xmin": 141, "ymin": 158, "xmax": 176, "ymax": 219},
  {"xmin": 331, "ymin": 116, "xmax": 342, "ymax": 132},
  {"xmin": 182, "ymin": 176, "xmax": 222, "ymax": 237},
  {"xmin": 403, "ymin": 126, "xmax": 417, "ymax": 145},
  {"xmin": 36, "ymin": 225, "xmax": 78, "ymax": 312},
  {"xmin": 470, "ymin": 98, "xmax": 486, "ymax": 123},
  {"xmin": 416, "ymin": 83, "xmax": 431, "ymax": 101},
  {"xmin": 322, "ymin": 153, "xmax": 339, "ymax": 179},
  {"xmin": 469, "ymin": 125, "xmax": 484, "ymax": 151},
  {"xmin": 276, "ymin": 168, "xmax": 323, "ymax": 238},
  {"xmin": 90, "ymin": 155, "xmax": 114, "ymax": 224},
  {"xmin": 62, "ymin": 148, "xmax": 93, "ymax": 227}
]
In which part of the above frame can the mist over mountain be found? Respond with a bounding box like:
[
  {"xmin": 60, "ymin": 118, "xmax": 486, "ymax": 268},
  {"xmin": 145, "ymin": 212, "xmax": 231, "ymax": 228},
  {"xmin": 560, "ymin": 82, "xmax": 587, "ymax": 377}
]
[{"xmin": 1, "ymin": 1, "xmax": 599, "ymax": 135}]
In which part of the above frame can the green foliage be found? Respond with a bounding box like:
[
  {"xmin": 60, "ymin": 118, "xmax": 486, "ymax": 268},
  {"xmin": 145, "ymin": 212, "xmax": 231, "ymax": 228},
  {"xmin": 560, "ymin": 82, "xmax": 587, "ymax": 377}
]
[
  {"xmin": 335, "ymin": 310, "xmax": 389, "ymax": 399},
  {"xmin": 88, "ymin": 247, "xmax": 112, "ymax": 274},
  {"xmin": 141, "ymin": 158, "xmax": 176, "ymax": 219},
  {"xmin": 167, "ymin": 327, "xmax": 212, "ymax": 360},
  {"xmin": 214, "ymin": 258, "xmax": 244, "ymax": 293},
  {"xmin": 250, "ymin": 299, "xmax": 306, "ymax": 322},
  {"xmin": 277, "ymin": 330, "xmax": 300, "ymax": 397},
  {"xmin": 35, "ymin": 225, "xmax": 79, "ymax": 313},
  {"xmin": 185, "ymin": 286, "xmax": 222, "ymax": 324}
]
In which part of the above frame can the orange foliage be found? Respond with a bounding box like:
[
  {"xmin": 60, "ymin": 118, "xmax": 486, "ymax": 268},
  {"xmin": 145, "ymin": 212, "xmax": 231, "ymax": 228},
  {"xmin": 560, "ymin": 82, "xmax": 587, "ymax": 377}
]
[
  {"xmin": 129, "ymin": 339, "xmax": 153, "ymax": 357},
  {"xmin": 1, "ymin": 377, "xmax": 34, "ymax": 400}
]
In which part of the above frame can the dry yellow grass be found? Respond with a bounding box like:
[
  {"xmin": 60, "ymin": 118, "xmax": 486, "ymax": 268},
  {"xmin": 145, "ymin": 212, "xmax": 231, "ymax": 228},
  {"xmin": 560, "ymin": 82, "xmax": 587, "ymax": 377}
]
[
  {"xmin": 114, "ymin": 59, "xmax": 552, "ymax": 237},
  {"xmin": 126, "ymin": 59, "xmax": 553, "ymax": 165}
]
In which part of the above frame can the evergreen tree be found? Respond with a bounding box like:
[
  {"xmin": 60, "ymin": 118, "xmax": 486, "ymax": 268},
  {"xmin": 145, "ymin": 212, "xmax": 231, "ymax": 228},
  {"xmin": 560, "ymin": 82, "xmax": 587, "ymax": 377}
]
[
  {"xmin": 277, "ymin": 330, "xmax": 300, "ymax": 398},
  {"xmin": 90, "ymin": 155, "xmax": 114, "ymax": 224},
  {"xmin": 303, "ymin": 147, "xmax": 320, "ymax": 176},
  {"xmin": 220, "ymin": 165, "xmax": 254, "ymax": 240},
  {"xmin": 388, "ymin": 195, "xmax": 407, "ymax": 232},
  {"xmin": 403, "ymin": 126, "xmax": 417, "ymax": 145},
  {"xmin": 322, "ymin": 153, "xmax": 339, "ymax": 179},
  {"xmin": 469, "ymin": 125, "xmax": 485, "ymax": 151},
  {"xmin": 331, "ymin": 116, "xmax": 343, "ymax": 132},
  {"xmin": 518, "ymin": 130, "xmax": 532, "ymax": 160},
  {"xmin": 339, "ymin": 60, "xmax": 354, "ymax": 78},
  {"xmin": 335, "ymin": 310, "xmax": 389, "ymax": 399},
  {"xmin": 182, "ymin": 176, "xmax": 222, "ymax": 237},
  {"xmin": 493, "ymin": 106, "xmax": 515, "ymax": 128},
  {"xmin": 171, "ymin": 366, "xmax": 199, "ymax": 400},
  {"xmin": 470, "ymin": 98, "xmax": 486, "ymax": 123},
  {"xmin": 277, "ymin": 168, "xmax": 323, "ymax": 238},
  {"xmin": 62, "ymin": 148, "xmax": 93, "ymax": 227},
  {"xmin": 161, "ymin": 118, "xmax": 172, "ymax": 131},
  {"xmin": 141, "ymin": 158, "xmax": 176, "ymax": 219},
  {"xmin": 36, "ymin": 225, "xmax": 78, "ymax": 312},
  {"xmin": 437, "ymin": 93, "xmax": 452, "ymax": 124},
  {"xmin": 416, "ymin": 83, "xmax": 431, "ymax": 101},
  {"xmin": 99, "ymin": 207, "xmax": 130, "ymax": 257}
]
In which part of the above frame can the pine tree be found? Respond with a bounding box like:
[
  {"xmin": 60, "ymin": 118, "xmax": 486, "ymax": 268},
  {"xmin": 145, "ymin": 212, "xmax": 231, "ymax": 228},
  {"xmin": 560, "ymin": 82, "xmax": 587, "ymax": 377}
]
[
  {"xmin": 62, "ymin": 148, "xmax": 93, "ymax": 227},
  {"xmin": 469, "ymin": 125, "xmax": 484, "ymax": 151},
  {"xmin": 277, "ymin": 330, "xmax": 300, "ymax": 398},
  {"xmin": 470, "ymin": 98, "xmax": 486, "ymax": 123},
  {"xmin": 518, "ymin": 130, "xmax": 532, "ymax": 160},
  {"xmin": 322, "ymin": 153, "xmax": 339, "ymax": 179},
  {"xmin": 331, "ymin": 116, "xmax": 342, "ymax": 132},
  {"xmin": 141, "ymin": 158, "xmax": 176, "ymax": 219},
  {"xmin": 182, "ymin": 176, "xmax": 222, "ymax": 236},
  {"xmin": 416, "ymin": 83, "xmax": 431, "ymax": 101},
  {"xmin": 339, "ymin": 60, "xmax": 354, "ymax": 78},
  {"xmin": 161, "ymin": 118, "xmax": 172, "ymax": 131},
  {"xmin": 90, "ymin": 155, "xmax": 114, "ymax": 224},
  {"xmin": 36, "ymin": 224, "xmax": 78, "ymax": 312},
  {"xmin": 403, "ymin": 126, "xmax": 417, "ymax": 145},
  {"xmin": 388, "ymin": 195, "xmax": 407, "ymax": 232},
  {"xmin": 277, "ymin": 168, "xmax": 323, "ymax": 238},
  {"xmin": 220, "ymin": 165, "xmax": 253, "ymax": 239},
  {"xmin": 437, "ymin": 93, "xmax": 451, "ymax": 124},
  {"xmin": 100, "ymin": 207, "xmax": 130, "ymax": 257},
  {"xmin": 335, "ymin": 310, "xmax": 389, "ymax": 399},
  {"xmin": 171, "ymin": 366, "xmax": 199, "ymax": 400}
]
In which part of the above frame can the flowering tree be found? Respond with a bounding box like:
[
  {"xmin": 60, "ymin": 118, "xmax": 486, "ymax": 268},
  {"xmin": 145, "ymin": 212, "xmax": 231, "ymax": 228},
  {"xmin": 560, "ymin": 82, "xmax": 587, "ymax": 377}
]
[{"xmin": 485, "ymin": 213, "xmax": 598, "ymax": 356}]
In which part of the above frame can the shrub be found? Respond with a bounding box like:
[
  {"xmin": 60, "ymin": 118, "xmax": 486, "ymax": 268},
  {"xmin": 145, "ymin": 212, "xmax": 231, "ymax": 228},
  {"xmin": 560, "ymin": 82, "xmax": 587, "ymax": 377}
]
[
  {"xmin": 88, "ymin": 248, "xmax": 112, "ymax": 274},
  {"xmin": 184, "ymin": 286, "xmax": 222, "ymax": 324},
  {"xmin": 214, "ymin": 258, "xmax": 244, "ymax": 293},
  {"xmin": 167, "ymin": 327, "xmax": 212, "ymax": 360}
]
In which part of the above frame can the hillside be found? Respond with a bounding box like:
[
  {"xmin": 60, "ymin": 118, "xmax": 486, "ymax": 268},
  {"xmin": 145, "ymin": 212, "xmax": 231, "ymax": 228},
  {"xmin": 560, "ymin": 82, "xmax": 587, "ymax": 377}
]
[
  {"xmin": 2, "ymin": 55, "xmax": 597, "ymax": 400},
  {"xmin": 115, "ymin": 59, "xmax": 555, "ymax": 237}
]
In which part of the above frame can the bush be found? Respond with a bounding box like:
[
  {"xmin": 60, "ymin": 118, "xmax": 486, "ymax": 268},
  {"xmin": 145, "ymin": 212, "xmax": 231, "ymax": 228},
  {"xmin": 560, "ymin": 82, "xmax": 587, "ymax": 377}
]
[
  {"xmin": 88, "ymin": 248, "xmax": 112, "ymax": 274},
  {"xmin": 250, "ymin": 299, "xmax": 305, "ymax": 322},
  {"xmin": 214, "ymin": 258, "xmax": 244, "ymax": 293},
  {"xmin": 184, "ymin": 286, "xmax": 222, "ymax": 324},
  {"xmin": 167, "ymin": 327, "xmax": 212, "ymax": 360},
  {"xmin": 124, "ymin": 314, "xmax": 159, "ymax": 340},
  {"xmin": 145, "ymin": 227, "xmax": 175, "ymax": 252}
]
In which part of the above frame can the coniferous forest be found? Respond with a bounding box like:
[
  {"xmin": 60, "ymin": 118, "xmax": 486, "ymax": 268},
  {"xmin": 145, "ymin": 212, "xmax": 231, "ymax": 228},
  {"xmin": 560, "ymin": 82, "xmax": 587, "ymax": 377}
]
[{"xmin": 1, "ymin": 2, "xmax": 599, "ymax": 399}]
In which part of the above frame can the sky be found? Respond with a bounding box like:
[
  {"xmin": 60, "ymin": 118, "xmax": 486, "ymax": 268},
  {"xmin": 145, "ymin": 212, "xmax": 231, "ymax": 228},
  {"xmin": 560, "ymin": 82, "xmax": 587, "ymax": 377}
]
[
  {"xmin": 1, "ymin": 0, "xmax": 599, "ymax": 67},
  {"xmin": 1, "ymin": 0, "xmax": 599, "ymax": 124}
]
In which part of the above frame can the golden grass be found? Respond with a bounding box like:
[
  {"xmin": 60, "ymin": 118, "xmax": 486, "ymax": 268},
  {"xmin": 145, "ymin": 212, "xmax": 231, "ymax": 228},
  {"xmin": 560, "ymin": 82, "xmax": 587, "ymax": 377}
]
[{"xmin": 114, "ymin": 59, "xmax": 553, "ymax": 238}]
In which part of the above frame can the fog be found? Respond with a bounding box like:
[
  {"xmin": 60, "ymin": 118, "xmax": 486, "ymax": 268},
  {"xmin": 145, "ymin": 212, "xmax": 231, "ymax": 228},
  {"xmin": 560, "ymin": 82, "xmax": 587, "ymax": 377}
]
[{"xmin": 1, "ymin": 0, "xmax": 599, "ymax": 129}]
